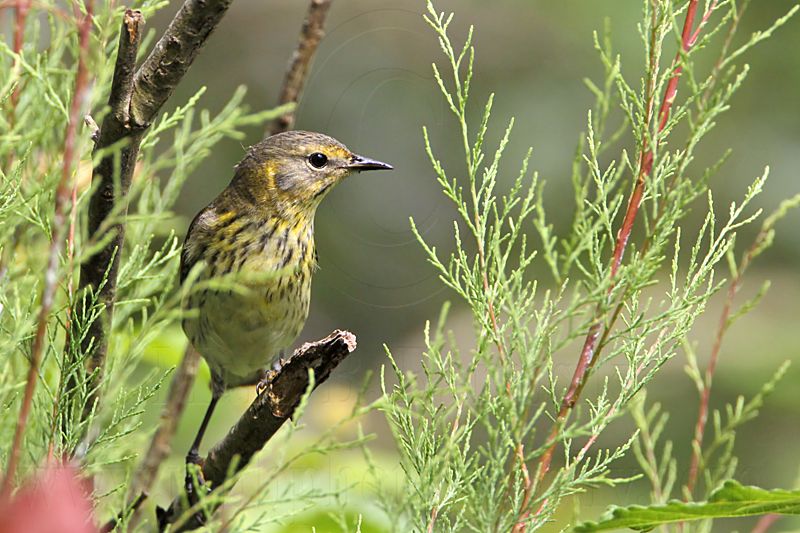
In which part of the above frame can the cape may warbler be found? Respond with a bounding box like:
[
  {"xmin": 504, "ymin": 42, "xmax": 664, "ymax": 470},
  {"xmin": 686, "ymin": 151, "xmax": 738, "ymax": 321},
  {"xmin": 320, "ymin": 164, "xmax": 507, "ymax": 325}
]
[{"xmin": 180, "ymin": 131, "xmax": 391, "ymax": 463}]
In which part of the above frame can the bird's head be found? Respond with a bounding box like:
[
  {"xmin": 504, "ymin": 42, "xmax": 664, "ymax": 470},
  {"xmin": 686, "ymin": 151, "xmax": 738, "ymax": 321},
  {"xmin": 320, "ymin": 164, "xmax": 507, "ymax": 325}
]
[{"xmin": 231, "ymin": 130, "xmax": 392, "ymax": 215}]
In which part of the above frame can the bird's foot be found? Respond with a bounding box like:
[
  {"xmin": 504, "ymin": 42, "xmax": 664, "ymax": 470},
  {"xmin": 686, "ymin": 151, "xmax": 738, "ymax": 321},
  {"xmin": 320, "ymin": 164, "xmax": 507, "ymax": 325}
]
[
  {"xmin": 256, "ymin": 372, "xmax": 275, "ymax": 396},
  {"xmin": 256, "ymin": 361, "xmax": 283, "ymax": 396}
]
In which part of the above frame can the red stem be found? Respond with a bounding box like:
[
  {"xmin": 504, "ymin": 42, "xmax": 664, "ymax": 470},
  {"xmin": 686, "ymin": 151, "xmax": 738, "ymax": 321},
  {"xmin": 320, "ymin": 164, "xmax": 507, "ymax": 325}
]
[
  {"xmin": 426, "ymin": 505, "xmax": 438, "ymax": 533},
  {"xmin": 751, "ymin": 514, "xmax": 780, "ymax": 533},
  {"xmin": 0, "ymin": 0, "xmax": 68, "ymax": 17},
  {"xmin": 685, "ymin": 210, "xmax": 762, "ymax": 496},
  {"xmin": 12, "ymin": 0, "xmax": 29, "ymax": 57},
  {"xmin": 1, "ymin": 0, "xmax": 93, "ymax": 498},
  {"xmin": 476, "ymin": 210, "xmax": 506, "ymax": 362},
  {"xmin": 9, "ymin": 0, "xmax": 31, "ymax": 113},
  {"xmin": 685, "ymin": 277, "xmax": 736, "ymax": 494},
  {"xmin": 513, "ymin": 4, "xmax": 712, "ymax": 528}
]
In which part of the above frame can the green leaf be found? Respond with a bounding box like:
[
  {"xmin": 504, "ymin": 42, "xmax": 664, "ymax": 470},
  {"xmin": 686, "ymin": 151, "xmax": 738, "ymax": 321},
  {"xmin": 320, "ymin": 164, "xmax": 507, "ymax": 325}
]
[{"xmin": 574, "ymin": 481, "xmax": 800, "ymax": 532}]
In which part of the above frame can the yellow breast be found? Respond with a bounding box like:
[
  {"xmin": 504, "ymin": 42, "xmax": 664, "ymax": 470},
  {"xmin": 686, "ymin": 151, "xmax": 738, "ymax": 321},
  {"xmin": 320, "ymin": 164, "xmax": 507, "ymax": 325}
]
[{"xmin": 182, "ymin": 213, "xmax": 317, "ymax": 386}]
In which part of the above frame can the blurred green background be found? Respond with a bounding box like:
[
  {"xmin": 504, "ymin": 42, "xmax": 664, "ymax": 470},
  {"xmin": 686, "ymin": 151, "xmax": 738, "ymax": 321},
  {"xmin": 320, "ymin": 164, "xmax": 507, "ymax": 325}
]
[{"xmin": 137, "ymin": 1, "xmax": 800, "ymax": 530}]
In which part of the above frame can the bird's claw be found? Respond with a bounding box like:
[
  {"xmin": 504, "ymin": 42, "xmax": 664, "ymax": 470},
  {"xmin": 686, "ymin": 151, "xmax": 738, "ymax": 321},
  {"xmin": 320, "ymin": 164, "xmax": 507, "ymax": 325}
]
[
  {"xmin": 256, "ymin": 369, "xmax": 277, "ymax": 396},
  {"xmin": 256, "ymin": 358, "xmax": 284, "ymax": 396}
]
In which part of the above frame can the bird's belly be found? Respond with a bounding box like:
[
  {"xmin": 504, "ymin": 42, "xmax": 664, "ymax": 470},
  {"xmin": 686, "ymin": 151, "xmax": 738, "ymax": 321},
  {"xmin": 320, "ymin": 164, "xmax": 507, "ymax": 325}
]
[{"xmin": 185, "ymin": 274, "xmax": 310, "ymax": 386}]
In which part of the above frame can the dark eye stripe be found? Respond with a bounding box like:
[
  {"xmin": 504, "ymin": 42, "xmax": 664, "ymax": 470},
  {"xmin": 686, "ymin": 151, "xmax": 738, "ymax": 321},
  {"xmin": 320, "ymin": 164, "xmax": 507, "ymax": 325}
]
[{"xmin": 308, "ymin": 152, "xmax": 328, "ymax": 168}]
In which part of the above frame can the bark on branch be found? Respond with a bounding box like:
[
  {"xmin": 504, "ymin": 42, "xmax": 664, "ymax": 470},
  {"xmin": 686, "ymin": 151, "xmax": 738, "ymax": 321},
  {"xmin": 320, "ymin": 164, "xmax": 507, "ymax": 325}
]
[
  {"xmin": 71, "ymin": 0, "xmax": 233, "ymax": 440},
  {"xmin": 130, "ymin": 0, "xmax": 235, "ymax": 127},
  {"xmin": 157, "ymin": 330, "xmax": 357, "ymax": 532}
]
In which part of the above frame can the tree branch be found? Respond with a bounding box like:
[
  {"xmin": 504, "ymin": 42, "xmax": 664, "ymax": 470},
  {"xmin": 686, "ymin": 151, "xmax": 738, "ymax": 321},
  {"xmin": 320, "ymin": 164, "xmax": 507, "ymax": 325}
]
[
  {"xmin": 130, "ymin": 0, "xmax": 235, "ymax": 127},
  {"xmin": 69, "ymin": 7, "xmax": 143, "ymax": 437},
  {"xmin": 269, "ymin": 0, "xmax": 332, "ymax": 135},
  {"xmin": 157, "ymin": 330, "xmax": 357, "ymax": 532},
  {"xmin": 71, "ymin": 0, "xmax": 233, "ymax": 441}
]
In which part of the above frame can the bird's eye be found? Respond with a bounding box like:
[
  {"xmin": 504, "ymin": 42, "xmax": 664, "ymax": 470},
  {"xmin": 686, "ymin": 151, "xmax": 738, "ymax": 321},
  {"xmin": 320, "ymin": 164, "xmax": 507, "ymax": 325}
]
[{"xmin": 308, "ymin": 152, "xmax": 328, "ymax": 169}]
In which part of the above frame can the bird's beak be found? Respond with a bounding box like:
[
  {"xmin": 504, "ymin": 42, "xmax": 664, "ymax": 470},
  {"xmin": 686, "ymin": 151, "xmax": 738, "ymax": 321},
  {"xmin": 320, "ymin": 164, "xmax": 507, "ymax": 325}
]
[{"xmin": 347, "ymin": 154, "xmax": 393, "ymax": 171}]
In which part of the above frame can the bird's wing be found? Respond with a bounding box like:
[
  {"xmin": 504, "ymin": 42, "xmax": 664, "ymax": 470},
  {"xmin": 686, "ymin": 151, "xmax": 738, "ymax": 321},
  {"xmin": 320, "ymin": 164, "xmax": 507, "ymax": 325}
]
[{"xmin": 180, "ymin": 207, "xmax": 212, "ymax": 285}]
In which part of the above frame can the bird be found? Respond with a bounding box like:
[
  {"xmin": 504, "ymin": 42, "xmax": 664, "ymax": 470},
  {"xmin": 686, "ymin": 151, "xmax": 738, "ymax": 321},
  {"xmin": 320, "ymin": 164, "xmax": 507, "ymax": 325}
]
[{"xmin": 179, "ymin": 130, "xmax": 392, "ymax": 466}]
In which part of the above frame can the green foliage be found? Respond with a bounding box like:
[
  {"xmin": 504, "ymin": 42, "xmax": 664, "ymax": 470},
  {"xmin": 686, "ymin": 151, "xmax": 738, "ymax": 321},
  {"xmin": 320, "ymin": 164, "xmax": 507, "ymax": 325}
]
[
  {"xmin": 1, "ymin": 0, "xmax": 798, "ymax": 532},
  {"xmin": 573, "ymin": 481, "xmax": 800, "ymax": 532},
  {"xmin": 374, "ymin": 1, "xmax": 800, "ymax": 532}
]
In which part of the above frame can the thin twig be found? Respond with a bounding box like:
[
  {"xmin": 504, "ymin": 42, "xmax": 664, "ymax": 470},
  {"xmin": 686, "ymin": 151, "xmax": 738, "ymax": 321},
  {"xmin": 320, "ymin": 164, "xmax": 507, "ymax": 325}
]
[
  {"xmin": 127, "ymin": 345, "xmax": 200, "ymax": 528},
  {"xmin": 52, "ymin": 0, "xmax": 97, "ymax": 461},
  {"xmin": 684, "ymin": 264, "xmax": 739, "ymax": 495},
  {"xmin": 513, "ymin": 443, "xmax": 533, "ymax": 521},
  {"xmin": 1, "ymin": 0, "xmax": 93, "ymax": 498},
  {"xmin": 427, "ymin": 504, "xmax": 439, "ymax": 533},
  {"xmin": 157, "ymin": 330, "xmax": 357, "ymax": 532},
  {"xmin": 0, "ymin": 0, "xmax": 67, "ymax": 18},
  {"xmin": 100, "ymin": 491, "xmax": 148, "ymax": 533},
  {"xmin": 9, "ymin": 0, "xmax": 31, "ymax": 114},
  {"xmin": 3, "ymin": 0, "xmax": 32, "ymax": 172},
  {"xmin": 70, "ymin": 0, "xmax": 234, "ymax": 444},
  {"xmin": 268, "ymin": 0, "xmax": 332, "ymax": 135},
  {"xmin": 475, "ymin": 208, "xmax": 506, "ymax": 363},
  {"xmin": 700, "ymin": 0, "xmax": 749, "ymax": 108}
]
